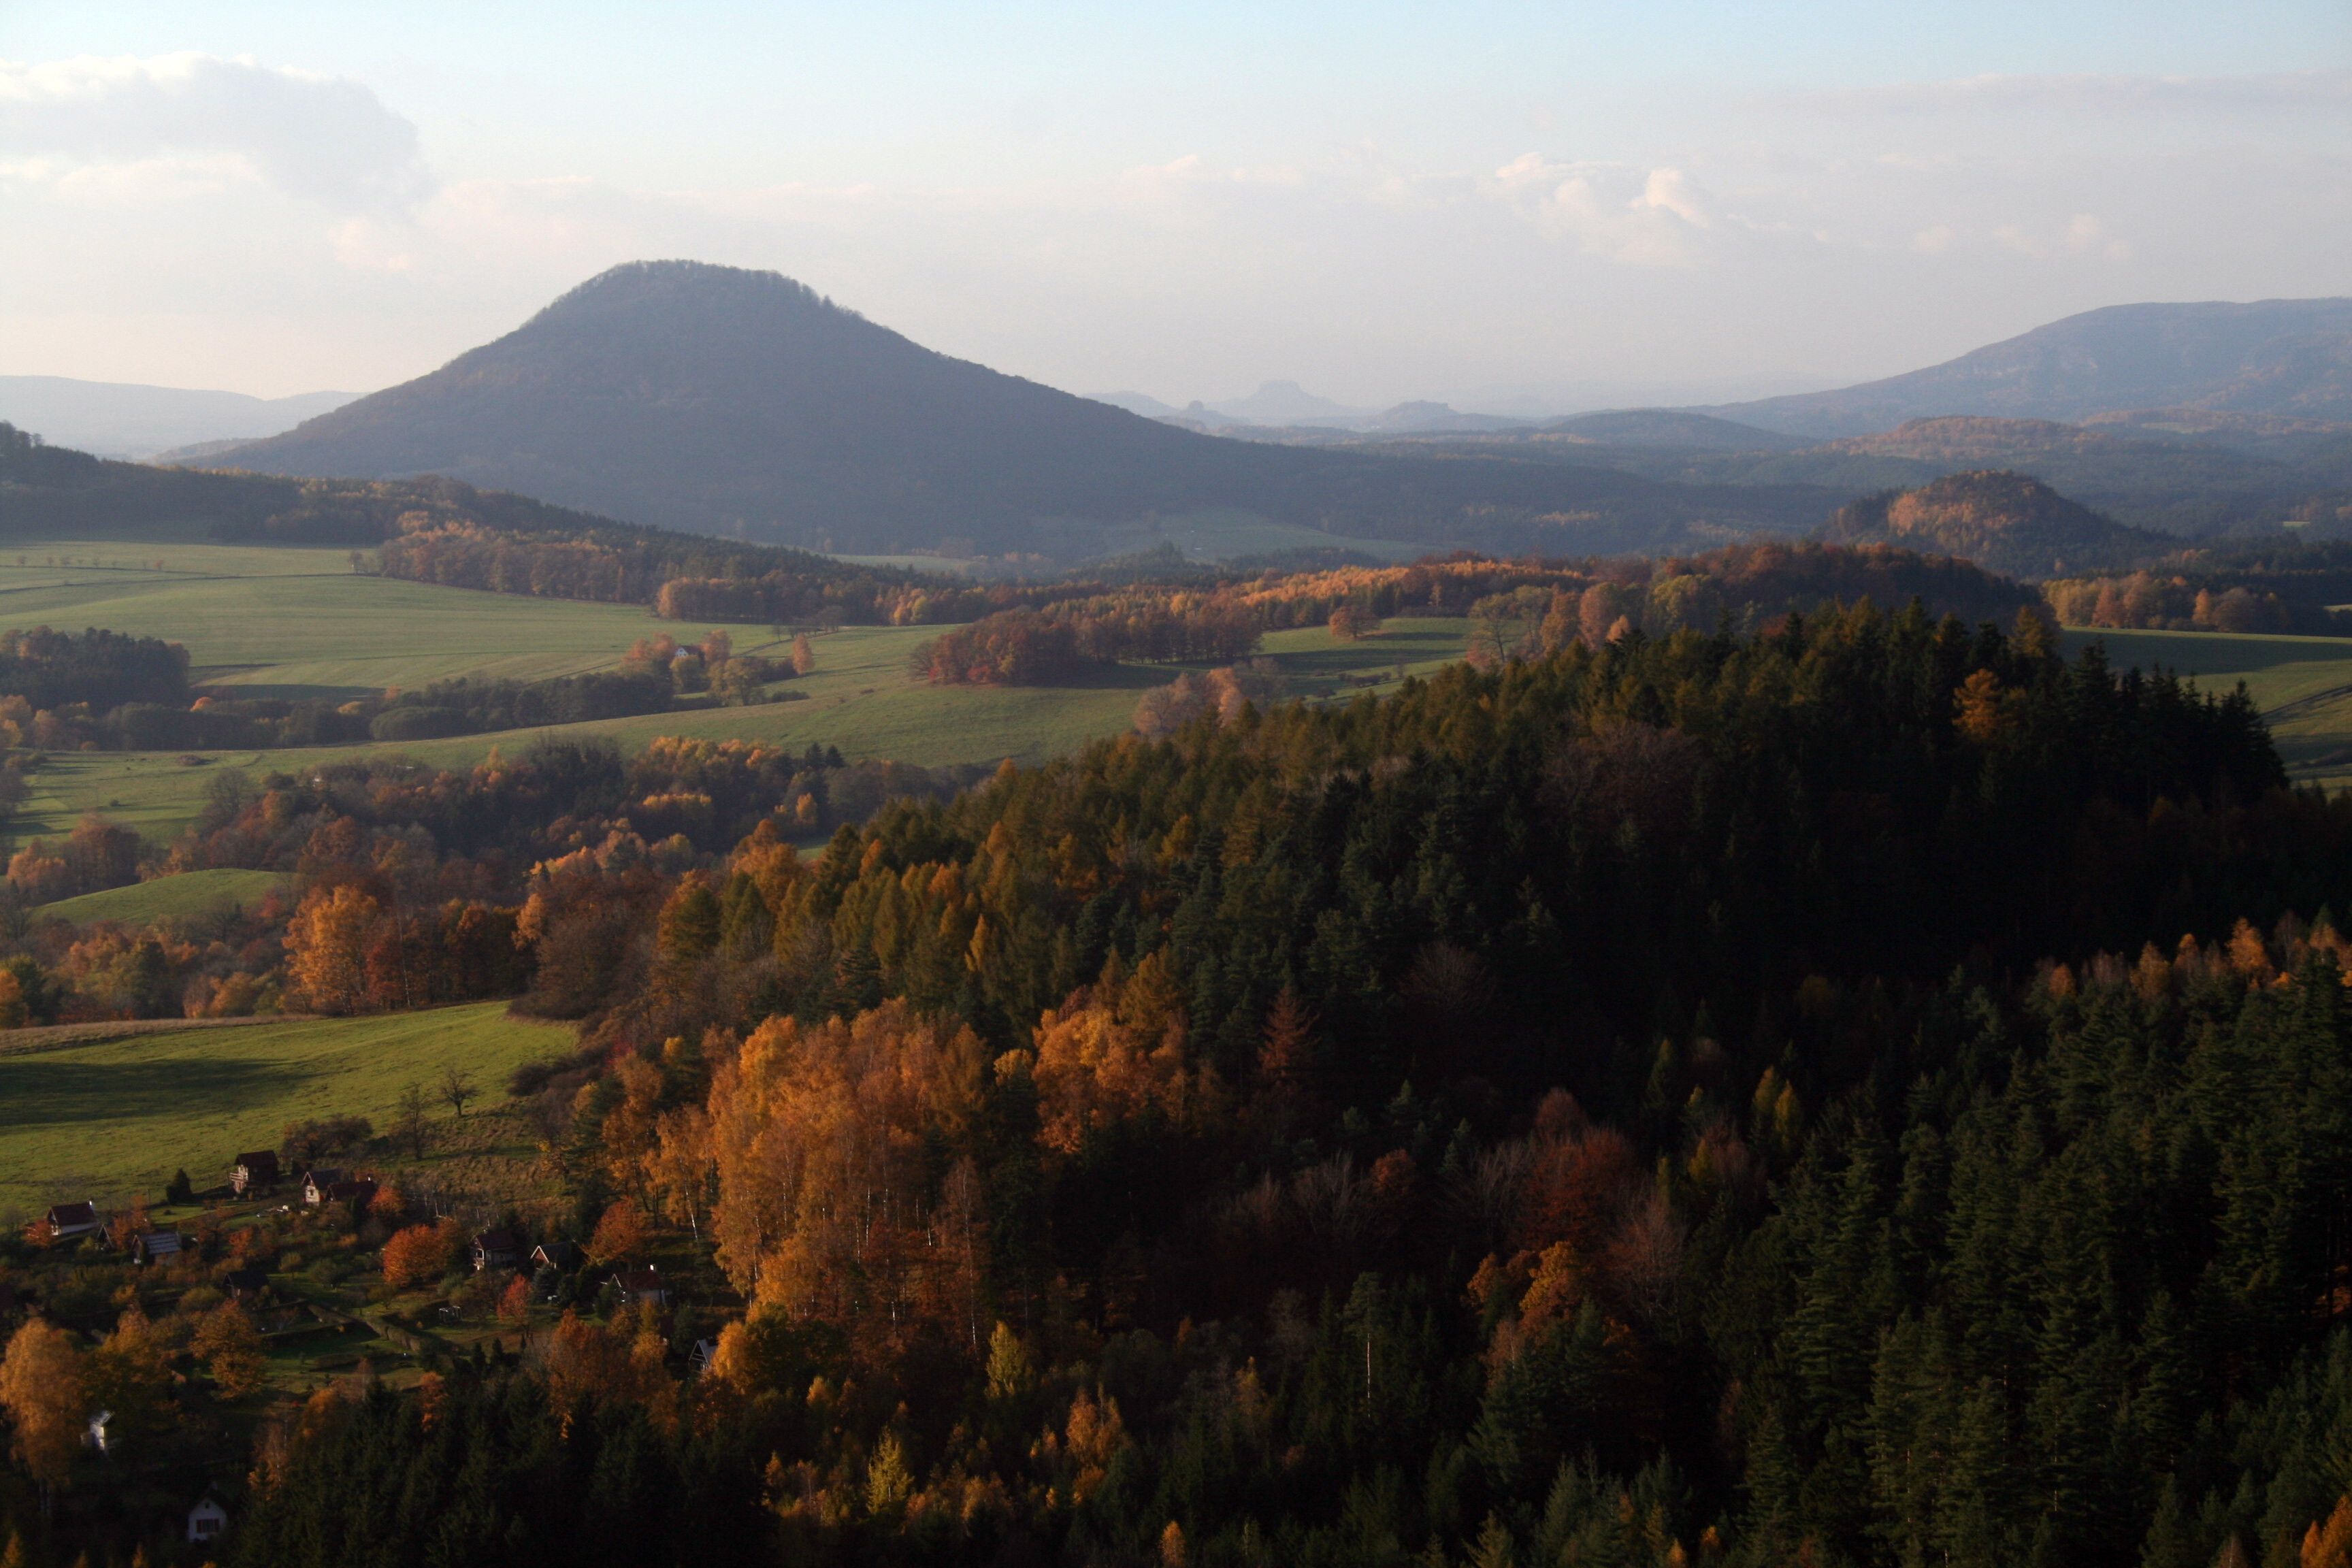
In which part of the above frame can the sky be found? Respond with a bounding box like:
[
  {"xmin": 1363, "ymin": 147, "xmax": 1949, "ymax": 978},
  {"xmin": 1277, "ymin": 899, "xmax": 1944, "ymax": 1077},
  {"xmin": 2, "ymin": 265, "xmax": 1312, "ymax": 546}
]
[{"xmin": 0, "ymin": 1, "xmax": 2346, "ymax": 413}]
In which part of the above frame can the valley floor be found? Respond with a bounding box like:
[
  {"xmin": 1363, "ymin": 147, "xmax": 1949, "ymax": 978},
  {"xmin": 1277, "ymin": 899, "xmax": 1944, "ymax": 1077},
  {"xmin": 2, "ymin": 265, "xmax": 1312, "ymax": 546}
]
[{"xmin": 0, "ymin": 537, "xmax": 1473, "ymax": 838}]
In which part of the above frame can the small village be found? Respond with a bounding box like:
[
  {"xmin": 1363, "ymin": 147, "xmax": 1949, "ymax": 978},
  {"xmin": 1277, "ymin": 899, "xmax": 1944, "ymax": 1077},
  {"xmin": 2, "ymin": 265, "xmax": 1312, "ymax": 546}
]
[{"xmin": 0, "ymin": 1129, "xmax": 728, "ymax": 1564}]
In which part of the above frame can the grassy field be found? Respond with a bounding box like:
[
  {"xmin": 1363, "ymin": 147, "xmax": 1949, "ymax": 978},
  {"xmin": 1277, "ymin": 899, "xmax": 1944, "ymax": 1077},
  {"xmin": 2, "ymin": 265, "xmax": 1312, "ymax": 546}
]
[
  {"xmin": 0, "ymin": 534, "xmax": 1474, "ymax": 840},
  {"xmin": 35, "ymin": 867, "xmax": 289, "ymax": 925},
  {"xmin": 0, "ymin": 1002, "xmax": 570, "ymax": 1218},
  {"xmin": 2064, "ymin": 627, "xmax": 2352, "ymax": 785},
  {"xmin": 0, "ymin": 541, "xmax": 759, "ymax": 698}
]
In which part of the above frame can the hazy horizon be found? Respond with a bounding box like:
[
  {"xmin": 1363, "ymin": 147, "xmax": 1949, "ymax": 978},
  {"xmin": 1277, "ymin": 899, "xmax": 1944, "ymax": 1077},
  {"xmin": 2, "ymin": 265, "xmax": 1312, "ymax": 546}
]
[{"xmin": 1, "ymin": 1, "xmax": 2345, "ymax": 412}]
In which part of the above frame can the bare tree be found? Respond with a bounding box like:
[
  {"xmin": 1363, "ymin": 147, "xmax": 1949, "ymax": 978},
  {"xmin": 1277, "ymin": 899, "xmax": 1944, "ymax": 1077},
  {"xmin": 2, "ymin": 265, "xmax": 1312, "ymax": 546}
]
[
  {"xmin": 440, "ymin": 1064, "xmax": 476, "ymax": 1120},
  {"xmin": 394, "ymin": 1083, "xmax": 431, "ymax": 1158}
]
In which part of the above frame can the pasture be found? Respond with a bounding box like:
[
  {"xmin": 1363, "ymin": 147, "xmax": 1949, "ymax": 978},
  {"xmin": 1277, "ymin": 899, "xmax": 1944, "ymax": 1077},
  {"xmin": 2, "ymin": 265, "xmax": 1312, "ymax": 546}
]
[
  {"xmin": 0, "ymin": 1001, "xmax": 569, "ymax": 1218},
  {"xmin": 0, "ymin": 534, "xmax": 1473, "ymax": 839},
  {"xmin": 0, "ymin": 541, "xmax": 747, "ymax": 698},
  {"xmin": 35, "ymin": 867, "xmax": 287, "ymax": 925}
]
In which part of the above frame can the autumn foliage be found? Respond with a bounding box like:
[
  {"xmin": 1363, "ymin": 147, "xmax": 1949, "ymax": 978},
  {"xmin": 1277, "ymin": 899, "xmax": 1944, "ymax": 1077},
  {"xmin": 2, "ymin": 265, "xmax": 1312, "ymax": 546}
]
[{"xmin": 381, "ymin": 1218, "xmax": 463, "ymax": 1289}]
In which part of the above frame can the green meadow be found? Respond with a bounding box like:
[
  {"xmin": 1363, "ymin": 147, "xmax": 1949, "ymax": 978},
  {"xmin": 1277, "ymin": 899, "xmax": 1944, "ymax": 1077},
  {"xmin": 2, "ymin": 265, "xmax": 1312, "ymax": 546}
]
[
  {"xmin": 0, "ymin": 536, "xmax": 1472, "ymax": 840},
  {"xmin": 0, "ymin": 1002, "xmax": 568, "ymax": 1218},
  {"xmin": 0, "ymin": 542, "xmax": 749, "ymax": 698},
  {"xmin": 33, "ymin": 866, "xmax": 289, "ymax": 926}
]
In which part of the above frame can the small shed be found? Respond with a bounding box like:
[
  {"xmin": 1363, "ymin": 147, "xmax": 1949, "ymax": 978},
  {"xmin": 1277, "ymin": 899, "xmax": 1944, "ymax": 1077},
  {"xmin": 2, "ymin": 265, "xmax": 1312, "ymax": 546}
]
[
  {"xmin": 616, "ymin": 1267, "xmax": 669, "ymax": 1308},
  {"xmin": 186, "ymin": 1489, "xmax": 229, "ymax": 1544},
  {"xmin": 472, "ymin": 1228, "xmax": 523, "ymax": 1272},
  {"xmin": 323, "ymin": 1178, "xmax": 377, "ymax": 1210},
  {"xmin": 300, "ymin": 1169, "xmax": 346, "ymax": 1206},
  {"xmin": 689, "ymin": 1338, "xmax": 719, "ymax": 1378},
  {"xmin": 44, "ymin": 1201, "xmax": 99, "ymax": 1241},
  {"xmin": 222, "ymin": 1267, "xmax": 270, "ymax": 1303},
  {"xmin": 231, "ymin": 1151, "xmax": 280, "ymax": 1194},
  {"xmin": 129, "ymin": 1230, "xmax": 184, "ymax": 1266},
  {"xmin": 529, "ymin": 1239, "xmax": 581, "ymax": 1273}
]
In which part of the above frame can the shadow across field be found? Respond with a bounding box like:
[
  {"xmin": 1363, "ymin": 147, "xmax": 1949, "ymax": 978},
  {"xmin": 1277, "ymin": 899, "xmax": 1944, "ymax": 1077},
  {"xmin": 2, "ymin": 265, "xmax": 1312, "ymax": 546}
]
[
  {"xmin": 0, "ymin": 1055, "xmax": 312, "ymax": 1130},
  {"xmin": 1270, "ymin": 630, "xmax": 1465, "ymax": 681}
]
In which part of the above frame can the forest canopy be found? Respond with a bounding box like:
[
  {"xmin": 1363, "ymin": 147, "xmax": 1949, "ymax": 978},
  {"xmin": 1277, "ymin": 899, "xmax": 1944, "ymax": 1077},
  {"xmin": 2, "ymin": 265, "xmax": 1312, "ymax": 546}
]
[{"xmin": 14, "ymin": 602, "xmax": 2352, "ymax": 1568}]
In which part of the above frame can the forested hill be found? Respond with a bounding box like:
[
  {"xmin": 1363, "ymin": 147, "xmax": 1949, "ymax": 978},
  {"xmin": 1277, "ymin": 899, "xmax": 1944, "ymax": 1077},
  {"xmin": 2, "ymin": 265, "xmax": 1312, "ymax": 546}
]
[
  {"xmin": 212, "ymin": 260, "xmax": 1832, "ymax": 558},
  {"xmin": 182, "ymin": 605, "xmax": 2352, "ymax": 1568},
  {"xmin": 1822, "ymin": 470, "xmax": 2170, "ymax": 578}
]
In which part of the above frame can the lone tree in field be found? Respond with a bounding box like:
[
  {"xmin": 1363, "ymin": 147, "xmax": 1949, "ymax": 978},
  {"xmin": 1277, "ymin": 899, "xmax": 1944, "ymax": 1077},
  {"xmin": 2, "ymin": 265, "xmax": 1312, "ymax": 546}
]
[
  {"xmin": 440, "ymin": 1064, "xmax": 476, "ymax": 1120},
  {"xmin": 394, "ymin": 1083, "xmax": 431, "ymax": 1156},
  {"xmin": 791, "ymin": 632, "xmax": 817, "ymax": 675}
]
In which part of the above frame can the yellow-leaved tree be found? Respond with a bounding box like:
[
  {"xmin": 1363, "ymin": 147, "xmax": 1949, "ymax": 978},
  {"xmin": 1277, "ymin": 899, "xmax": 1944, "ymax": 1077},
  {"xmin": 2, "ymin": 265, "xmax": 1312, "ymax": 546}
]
[
  {"xmin": 285, "ymin": 883, "xmax": 381, "ymax": 1014},
  {"xmin": 701, "ymin": 1000, "xmax": 988, "ymax": 1356},
  {"xmin": 0, "ymin": 1319, "xmax": 87, "ymax": 1503},
  {"xmin": 1025, "ymin": 951, "xmax": 1221, "ymax": 1156}
]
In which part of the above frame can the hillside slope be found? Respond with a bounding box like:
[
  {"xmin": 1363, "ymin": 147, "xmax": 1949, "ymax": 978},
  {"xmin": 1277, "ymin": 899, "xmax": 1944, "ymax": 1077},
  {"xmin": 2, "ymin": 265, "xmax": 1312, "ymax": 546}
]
[
  {"xmin": 0, "ymin": 419, "xmax": 647, "ymax": 548},
  {"xmin": 1819, "ymin": 470, "xmax": 2169, "ymax": 578},
  {"xmin": 1712, "ymin": 298, "xmax": 2352, "ymax": 437},
  {"xmin": 216, "ymin": 261, "xmax": 1823, "ymax": 559}
]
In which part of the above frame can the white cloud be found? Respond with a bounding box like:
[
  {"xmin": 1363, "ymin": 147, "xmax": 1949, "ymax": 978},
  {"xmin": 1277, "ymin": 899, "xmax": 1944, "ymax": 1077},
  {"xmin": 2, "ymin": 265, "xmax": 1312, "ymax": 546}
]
[
  {"xmin": 1484, "ymin": 154, "xmax": 1717, "ymax": 264},
  {"xmin": 0, "ymin": 53, "xmax": 427, "ymax": 212},
  {"xmin": 0, "ymin": 57, "xmax": 2337, "ymax": 410}
]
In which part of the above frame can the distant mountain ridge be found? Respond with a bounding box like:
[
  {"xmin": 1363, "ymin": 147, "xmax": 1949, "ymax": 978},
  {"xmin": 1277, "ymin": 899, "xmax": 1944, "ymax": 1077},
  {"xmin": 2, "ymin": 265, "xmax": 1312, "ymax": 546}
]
[
  {"xmin": 1708, "ymin": 298, "xmax": 2352, "ymax": 437},
  {"xmin": 1085, "ymin": 386, "xmax": 1527, "ymax": 436},
  {"xmin": 1542, "ymin": 410, "xmax": 1807, "ymax": 452},
  {"xmin": 214, "ymin": 261, "xmax": 1829, "ymax": 559},
  {"xmin": 0, "ymin": 376, "xmax": 352, "ymax": 459}
]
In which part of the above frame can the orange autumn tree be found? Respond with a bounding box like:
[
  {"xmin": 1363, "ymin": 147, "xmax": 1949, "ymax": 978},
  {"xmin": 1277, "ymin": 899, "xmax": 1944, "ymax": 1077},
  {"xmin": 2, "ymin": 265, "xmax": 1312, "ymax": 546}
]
[
  {"xmin": 192, "ymin": 1302, "xmax": 267, "ymax": 1398},
  {"xmin": 588, "ymin": 1198, "xmax": 650, "ymax": 1267},
  {"xmin": 699, "ymin": 1000, "xmax": 989, "ymax": 1352},
  {"xmin": 0, "ymin": 1320, "xmax": 86, "ymax": 1497},
  {"xmin": 382, "ymin": 1218, "xmax": 463, "ymax": 1289},
  {"xmin": 286, "ymin": 883, "xmax": 382, "ymax": 1014},
  {"xmin": 1024, "ymin": 951, "xmax": 1222, "ymax": 1156}
]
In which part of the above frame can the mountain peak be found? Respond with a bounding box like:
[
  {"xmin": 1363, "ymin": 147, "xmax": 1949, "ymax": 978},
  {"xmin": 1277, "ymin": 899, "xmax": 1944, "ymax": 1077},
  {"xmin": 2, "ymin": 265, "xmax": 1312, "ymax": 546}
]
[{"xmin": 532, "ymin": 259, "xmax": 848, "ymax": 324}]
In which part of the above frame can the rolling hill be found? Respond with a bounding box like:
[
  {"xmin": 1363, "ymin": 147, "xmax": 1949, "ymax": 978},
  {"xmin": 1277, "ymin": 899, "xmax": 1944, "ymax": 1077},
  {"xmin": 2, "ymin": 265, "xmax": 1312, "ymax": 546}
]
[
  {"xmin": 1819, "ymin": 470, "xmax": 2168, "ymax": 578},
  {"xmin": 212, "ymin": 261, "xmax": 1831, "ymax": 560},
  {"xmin": 1709, "ymin": 297, "xmax": 2352, "ymax": 438}
]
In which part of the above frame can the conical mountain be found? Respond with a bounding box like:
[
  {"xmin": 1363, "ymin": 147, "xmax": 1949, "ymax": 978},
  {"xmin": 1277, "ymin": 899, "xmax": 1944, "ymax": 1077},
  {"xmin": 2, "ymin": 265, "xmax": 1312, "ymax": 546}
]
[{"xmin": 218, "ymin": 261, "xmax": 1810, "ymax": 555}]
